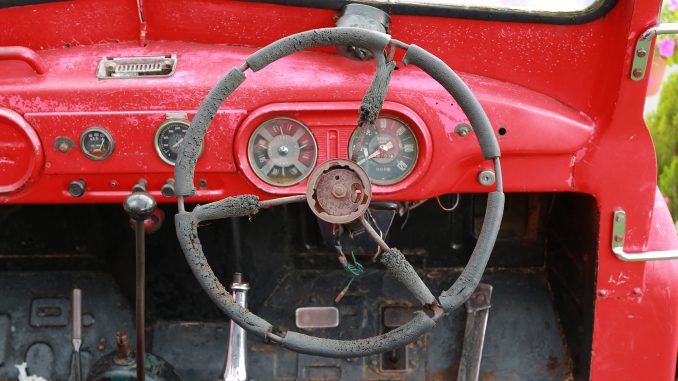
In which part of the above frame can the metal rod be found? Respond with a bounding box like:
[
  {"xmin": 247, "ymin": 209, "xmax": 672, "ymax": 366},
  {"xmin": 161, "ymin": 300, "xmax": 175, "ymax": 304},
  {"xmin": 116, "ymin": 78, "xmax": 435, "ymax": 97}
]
[
  {"xmin": 458, "ymin": 284, "xmax": 493, "ymax": 381},
  {"xmin": 259, "ymin": 194, "xmax": 307, "ymax": 209},
  {"xmin": 135, "ymin": 220, "xmax": 146, "ymax": 381},
  {"xmin": 223, "ymin": 273, "xmax": 250, "ymax": 381},
  {"xmin": 641, "ymin": 22, "xmax": 678, "ymax": 40},
  {"xmin": 71, "ymin": 289, "xmax": 82, "ymax": 381},
  {"xmin": 359, "ymin": 215, "xmax": 390, "ymax": 252}
]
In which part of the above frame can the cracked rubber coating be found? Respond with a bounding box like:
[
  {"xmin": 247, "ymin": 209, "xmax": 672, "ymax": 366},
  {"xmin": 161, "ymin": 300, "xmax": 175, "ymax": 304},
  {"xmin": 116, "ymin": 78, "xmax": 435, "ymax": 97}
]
[
  {"xmin": 175, "ymin": 212, "xmax": 272, "ymax": 337},
  {"xmin": 193, "ymin": 195, "xmax": 260, "ymax": 222},
  {"xmin": 175, "ymin": 68, "xmax": 247, "ymax": 197},
  {"xmin": 380, "ymin": 248, "xmax": 436, "ymax": 305},
  {"xmin": 246, "ymin": 27, "xmax": 391, "ymax": 72},
  {"xmin": 359, "ymin": 53, "xmax": 396, "ymax": 123},
  {"xmin": 281, "ymin": 311, "xmax": 435, "ymax": 357},
  {"xmin": 439, "ymin": 192, "xmax": 504, "ymax": 311},
  {"xmin": 403, "ymin": 44, "xmax": 500, "ymax": 160}
]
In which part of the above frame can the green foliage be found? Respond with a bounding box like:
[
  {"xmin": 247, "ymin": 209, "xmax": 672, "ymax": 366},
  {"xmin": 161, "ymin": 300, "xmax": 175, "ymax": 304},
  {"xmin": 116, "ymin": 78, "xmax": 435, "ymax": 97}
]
[
  {"xmin": 647, "ymin": 72, "xmax": 678, "ymax": 220},
  {"xmin": 656, "ymin": 3, "xmax": 678, "ymax": 65},
  {"xmin": 659, "ymin": 157, "xmax": 678, "ymax": 219}
]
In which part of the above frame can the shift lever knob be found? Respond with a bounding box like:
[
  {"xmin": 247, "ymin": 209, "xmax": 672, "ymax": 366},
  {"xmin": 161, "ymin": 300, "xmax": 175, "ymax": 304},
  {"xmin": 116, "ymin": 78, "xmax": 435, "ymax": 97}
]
[{"xmin": 124, "ymin": 191, "xmax": 157, "ymax": 221}]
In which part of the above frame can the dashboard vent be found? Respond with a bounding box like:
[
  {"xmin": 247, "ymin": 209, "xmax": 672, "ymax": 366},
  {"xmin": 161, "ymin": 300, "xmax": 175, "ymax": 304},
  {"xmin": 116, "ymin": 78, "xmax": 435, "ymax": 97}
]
[{"xmin": 96, "ymin": 54, "xmax": 177, "ymax": 79}]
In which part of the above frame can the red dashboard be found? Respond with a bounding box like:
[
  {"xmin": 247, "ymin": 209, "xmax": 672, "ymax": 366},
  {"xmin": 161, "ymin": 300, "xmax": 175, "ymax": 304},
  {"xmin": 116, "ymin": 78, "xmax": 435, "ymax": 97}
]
[{"xmin": 0, "ymin": 41, "xmax": 594, "ymax": 204}]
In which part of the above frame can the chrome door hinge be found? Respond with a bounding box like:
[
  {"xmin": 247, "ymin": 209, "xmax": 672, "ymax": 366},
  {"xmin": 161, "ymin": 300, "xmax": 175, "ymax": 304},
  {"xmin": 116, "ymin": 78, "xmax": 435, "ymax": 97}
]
[
  {"xmin": 611, "ymin": 210, "xmax": 678, "ymax": 261},
  {"xmin": 631, "ymin": 23, "xmax": 678, "ymax": 80}
]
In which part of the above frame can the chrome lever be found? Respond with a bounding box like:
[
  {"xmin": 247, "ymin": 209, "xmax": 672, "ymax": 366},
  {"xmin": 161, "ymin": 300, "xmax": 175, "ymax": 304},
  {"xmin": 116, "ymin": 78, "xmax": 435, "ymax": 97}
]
[
  {"xmin": 612, "ymin": 210, "xmax": 678, "ymax": 261},
  {"xmin": 223, "ymin": 273, "xmax": 250, "ymax": 381}
]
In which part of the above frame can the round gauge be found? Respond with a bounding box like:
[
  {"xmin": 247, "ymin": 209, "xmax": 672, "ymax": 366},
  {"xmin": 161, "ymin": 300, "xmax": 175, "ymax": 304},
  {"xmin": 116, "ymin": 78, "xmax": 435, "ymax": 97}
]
[
  {"xmin": 154, "ymin": 120, "xmax": 196, "ymax": 166},
  {"xmin": 80, "ymin": 126, "xmax": 114, "ymax": 160},
  {"xmin": 247, "ymin": 118, "xmax": 318, "ymax": 187},
  {"xmin": 348, "ymin": 117, "xmax": 418, "ymax": 185}
]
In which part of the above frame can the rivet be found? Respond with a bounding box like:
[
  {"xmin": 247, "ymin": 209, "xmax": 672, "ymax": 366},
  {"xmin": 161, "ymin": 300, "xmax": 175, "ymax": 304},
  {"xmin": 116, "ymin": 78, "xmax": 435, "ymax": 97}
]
[
  {"xmin": 199, "ymin": 179, "xmax": 208, "ymax": 187},
  {"xmin": 597, "ymin": 289, "xmax": 608, "ymax": 297},
  {"xmin": 632, "ymin": 68, "xmax": 643, "ymax": 78},
  {"xmin": 632, "ymin": 287, "xmax": 642, "ymax": 295},
  {"xmin": 636, "ymin": 48, "xmax": 647, "ymax": 58},
  {"xmin": 614, "ymin": 234, "xmax": 623, "ymax": 243},
  {"xmin": 615, "ymin": 214, "xmax": 625, "ymax": 223}
]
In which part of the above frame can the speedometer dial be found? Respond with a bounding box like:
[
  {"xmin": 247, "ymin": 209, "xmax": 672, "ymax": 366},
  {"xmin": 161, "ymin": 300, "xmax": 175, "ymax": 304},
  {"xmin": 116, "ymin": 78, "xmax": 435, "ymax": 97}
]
[
  {"xmin": 155, "ymin": 120, "xmax": 193, "ymax": 166},
  {"xmin": 247, "ymin": 118, "xmax": 318, "ymax": 187},
  {"xmin": 348, "ymin": 118, "xmax": 418, "ymax": 185}
]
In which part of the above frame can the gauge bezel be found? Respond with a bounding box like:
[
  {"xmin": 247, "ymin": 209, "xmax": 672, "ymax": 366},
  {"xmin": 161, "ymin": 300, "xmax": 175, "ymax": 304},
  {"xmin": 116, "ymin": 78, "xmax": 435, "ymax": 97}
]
[
  {"xmin": 80, "ymin": 126, "xmax": 115, "ymax": 161},
  {"xmin": 154, "ymin": 119, "xmax": 200, "ymax": 166},
  {"xmin": 247, "ymin": 117, "xmax": 318, "ymax": 187},
  {"xmin": 348, "ymin": 117, "xmax": 419, "ymax": 186}
]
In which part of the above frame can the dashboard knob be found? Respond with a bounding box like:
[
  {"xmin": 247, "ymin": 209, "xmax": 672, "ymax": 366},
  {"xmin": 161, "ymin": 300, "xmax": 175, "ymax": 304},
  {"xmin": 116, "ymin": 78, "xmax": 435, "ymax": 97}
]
[
  {"xmin": 124, "ymin": 192, "xmax": 157, "ymax": 221},
  {"xmin": 68, "ymin": 180, "xmax": 86, "ymax": 197},
  {"xmin": 161, "ymin": 178, "xmax": 175, "ymax": 198}
]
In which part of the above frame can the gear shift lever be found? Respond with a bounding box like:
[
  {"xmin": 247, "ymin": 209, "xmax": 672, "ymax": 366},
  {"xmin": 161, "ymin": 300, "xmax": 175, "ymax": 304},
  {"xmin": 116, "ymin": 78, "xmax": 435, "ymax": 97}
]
[
  {"xmin": 123, "ymin": 179, "xmax": 156, "ymax": 381},
  {"xmin": 223, "ymin": 273, "xmax": 250, "ymax": 381}
]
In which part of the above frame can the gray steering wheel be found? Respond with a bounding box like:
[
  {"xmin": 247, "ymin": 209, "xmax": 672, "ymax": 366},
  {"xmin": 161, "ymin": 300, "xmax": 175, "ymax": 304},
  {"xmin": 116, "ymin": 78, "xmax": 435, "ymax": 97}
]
[{"xmin": 173, "ymin": 27, "xmax": 504, "ymax": 358}]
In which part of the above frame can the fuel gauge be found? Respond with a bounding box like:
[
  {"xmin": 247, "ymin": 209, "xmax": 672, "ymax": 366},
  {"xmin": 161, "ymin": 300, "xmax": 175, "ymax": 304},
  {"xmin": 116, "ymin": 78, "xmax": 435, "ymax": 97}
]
[{"xmin": 80, "ymin": 127, "xmax": 114, "ymax": 160}]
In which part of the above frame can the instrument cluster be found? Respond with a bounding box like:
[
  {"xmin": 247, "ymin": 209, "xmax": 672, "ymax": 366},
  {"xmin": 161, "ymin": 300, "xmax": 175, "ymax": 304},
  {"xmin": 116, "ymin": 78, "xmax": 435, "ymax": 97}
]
[
  {"xmin": 245, "ymin": 116, "xmax": 419, "ymax": 187},
  {"xmin": 236, "ymin": 102, "xmax": 430, "ymax": 194}
]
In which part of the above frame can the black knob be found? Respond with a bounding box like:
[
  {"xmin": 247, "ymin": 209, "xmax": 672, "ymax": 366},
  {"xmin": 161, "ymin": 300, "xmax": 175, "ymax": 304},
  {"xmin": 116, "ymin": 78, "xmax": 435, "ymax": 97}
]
[
  {"xmin": 123, "ymin": 192, "xmax": 157, "ymax": 221},
  {"xmin": 68, "ymin": 180, "xmax": 86, "ymax": 197},
  {"xmin": 161, "ymin": 179, "xmax": 175, "ymax": 198}
]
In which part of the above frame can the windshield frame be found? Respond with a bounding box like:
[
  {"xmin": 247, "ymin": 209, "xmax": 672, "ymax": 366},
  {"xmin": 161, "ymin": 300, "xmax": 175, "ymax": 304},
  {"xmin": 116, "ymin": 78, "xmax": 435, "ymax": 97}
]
[{"xmin": 243, "ymin": 0, "xmax": 617, "ymax": 25}]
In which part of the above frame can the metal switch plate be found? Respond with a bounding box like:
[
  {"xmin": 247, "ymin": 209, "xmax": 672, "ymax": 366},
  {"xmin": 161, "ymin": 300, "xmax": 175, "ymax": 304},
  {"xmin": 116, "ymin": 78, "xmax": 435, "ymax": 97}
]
[{"xmin": 295, "ymin": 307, "xmax": 339, "ymax": 329}]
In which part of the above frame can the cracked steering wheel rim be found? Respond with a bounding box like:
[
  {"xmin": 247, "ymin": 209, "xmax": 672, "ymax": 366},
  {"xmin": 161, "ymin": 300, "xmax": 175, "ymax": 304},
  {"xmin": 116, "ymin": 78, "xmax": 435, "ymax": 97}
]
[{"xmin": 174, "ymin": 27, "xmax": 505, "ymax": 358}]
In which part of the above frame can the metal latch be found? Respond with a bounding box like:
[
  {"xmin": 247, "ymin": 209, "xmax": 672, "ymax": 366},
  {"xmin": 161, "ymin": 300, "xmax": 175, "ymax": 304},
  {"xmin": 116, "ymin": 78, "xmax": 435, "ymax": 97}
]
[
  {"xmin": 630, "ymin": 23, "xmax": 678, "ymax": 80},
  {"xmin": 96, "ymin": 54, "xmax": 177, "ymax": 79},
  {"xmin": 611, "ymin": 210, "xmax": 678, "ymax": 261}
]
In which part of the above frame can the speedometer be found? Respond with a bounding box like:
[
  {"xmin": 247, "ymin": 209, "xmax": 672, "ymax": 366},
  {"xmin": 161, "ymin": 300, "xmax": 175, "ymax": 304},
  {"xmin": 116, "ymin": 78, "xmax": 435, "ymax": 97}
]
[
  {"xmin": 247, "ymin": 118, "xmax": 318, "ymax": 187},
  {"xmin": 348, "ymin": 117, "xmax": 418, "ymax": 185}
]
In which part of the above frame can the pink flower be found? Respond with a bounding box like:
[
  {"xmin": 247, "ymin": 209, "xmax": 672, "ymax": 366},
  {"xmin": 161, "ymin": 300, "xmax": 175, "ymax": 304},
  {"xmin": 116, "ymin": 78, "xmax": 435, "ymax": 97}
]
[
  {"xmin": 658, "ymin": 38, "xmax": 676, "ymax": 58},
  {"xmin": 670, "ymin": 0, "xmax": 678, "ymax": 10}
]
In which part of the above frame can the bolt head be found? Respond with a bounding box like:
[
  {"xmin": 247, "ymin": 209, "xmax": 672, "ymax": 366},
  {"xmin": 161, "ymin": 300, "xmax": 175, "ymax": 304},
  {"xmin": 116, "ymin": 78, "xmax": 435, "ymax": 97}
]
[
  {"xmin": 632, "ymin": 68, "xmax": 643, "ymax": 78},
  {"xmin": 614, "ymin": 234, "xmax": 623, "ymax": 243},
  {"xmin": 455, "ymin": 123, "xmax": 472, "ymax": 137},
  {"xmin": 636, "ymin": 48, "xmax": 647, "ymax": 58},
  {"xmin": 331, "ymin": 184, "xmax": 348, "ymax": 199},
  {"xmin": 477, "ymin": 169, "xmax": 496, "ymax": 186}
]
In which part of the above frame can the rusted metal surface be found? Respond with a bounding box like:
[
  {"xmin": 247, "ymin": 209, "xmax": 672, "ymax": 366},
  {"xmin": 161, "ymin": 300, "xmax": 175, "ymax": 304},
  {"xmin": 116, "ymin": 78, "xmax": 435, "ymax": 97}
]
[{"xmin": 306, "ymin": 159, "xmax": 372, "ymax": 224}]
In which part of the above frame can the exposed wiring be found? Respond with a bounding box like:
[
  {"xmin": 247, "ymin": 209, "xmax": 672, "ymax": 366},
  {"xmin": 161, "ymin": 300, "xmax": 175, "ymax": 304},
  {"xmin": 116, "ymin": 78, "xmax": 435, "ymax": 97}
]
[
  {"xmin": 436, "ymin": 193, "xmax": 460, "ymax": 212},
  {"xmin": 365, "ymin": 209, "xmax": 385, "ymax": 261},
  {"xmin": 334, "ymin": 244, "xmax": 364, "ymax": 304}
]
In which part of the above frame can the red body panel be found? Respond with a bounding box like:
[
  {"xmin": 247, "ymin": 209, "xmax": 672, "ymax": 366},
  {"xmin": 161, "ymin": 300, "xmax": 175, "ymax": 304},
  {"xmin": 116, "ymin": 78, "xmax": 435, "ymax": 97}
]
[{"xmin": 0, "ymin": 0, "xmax": 676, "ymax": 379}]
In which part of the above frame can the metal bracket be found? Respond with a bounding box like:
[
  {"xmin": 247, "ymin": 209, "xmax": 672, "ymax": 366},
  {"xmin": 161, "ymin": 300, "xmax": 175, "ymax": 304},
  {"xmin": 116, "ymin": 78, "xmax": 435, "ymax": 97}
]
[
  {"xmin": 611, "ymin": 210, "xmax": 678, "ymax": 261},
  {"xmin": 630, "ymin": 23, "xmax": 678, "ymax": 80},
  {"xmin": 458, "ymin": 283, "xmax": 492, "ymax": 381}
]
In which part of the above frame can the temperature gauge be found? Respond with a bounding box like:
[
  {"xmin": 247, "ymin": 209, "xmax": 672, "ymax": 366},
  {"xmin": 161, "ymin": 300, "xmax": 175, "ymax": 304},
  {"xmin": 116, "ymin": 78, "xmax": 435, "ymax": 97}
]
[
  {"xmin": 247, "ymin": 118, "xmax": 318, "ymax": 187},
  {"xmin": 80, "ymin": 127, "xmax": 114, "ymax": 160}
]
